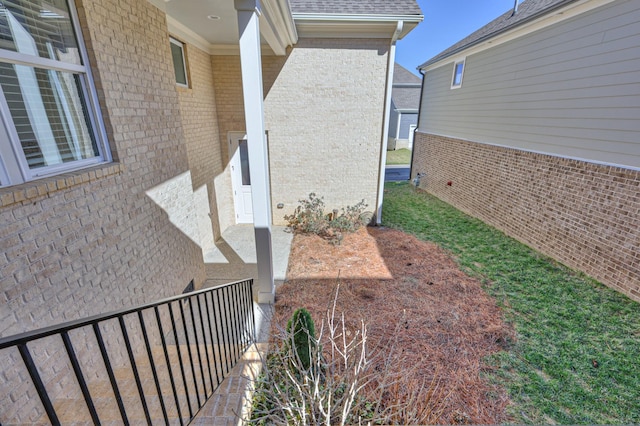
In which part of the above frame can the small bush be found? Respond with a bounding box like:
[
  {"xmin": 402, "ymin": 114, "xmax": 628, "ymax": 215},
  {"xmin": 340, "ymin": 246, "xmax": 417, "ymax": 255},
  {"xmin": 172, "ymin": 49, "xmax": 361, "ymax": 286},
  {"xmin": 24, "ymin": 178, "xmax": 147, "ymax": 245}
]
[
  {"xmin": 286, "ymin": 308, "xmax": 317, "ymax": 372},
  {"xmin": 284, "ymin": 193, "xmax": 369, "ymax": 244},
  {"xmin": 248, "ymin": 286, "xmax": 447, "ymax": 425}
]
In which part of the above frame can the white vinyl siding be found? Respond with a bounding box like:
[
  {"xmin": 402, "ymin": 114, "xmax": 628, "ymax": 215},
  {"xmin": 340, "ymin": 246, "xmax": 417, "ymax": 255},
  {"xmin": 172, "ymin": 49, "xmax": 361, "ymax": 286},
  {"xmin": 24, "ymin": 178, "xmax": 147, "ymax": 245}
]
[{"xmin": 419, "ymin": 0, "xmax": 640, "ymax": 169}]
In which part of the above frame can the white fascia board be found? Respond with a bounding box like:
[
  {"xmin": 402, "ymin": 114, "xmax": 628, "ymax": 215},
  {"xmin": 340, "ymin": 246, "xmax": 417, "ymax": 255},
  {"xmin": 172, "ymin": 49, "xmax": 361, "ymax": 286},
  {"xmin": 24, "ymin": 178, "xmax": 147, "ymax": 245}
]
[
  {"xmin": 421, "ymin": 0, "xmax": 616, "ymax": 72},
  {"xmin": 293, "ymin": 13, "xmax": 422, "ymax": 39},
  {"xmin": 396, "ymin": 108, "xmax": 418, "ymax": 113},
  {"xmin": 263, "ymin": 0, "xmax": 298, "ymax": 46},
  {"xmin": 260, "ymin": 0, "xmax": 298, "ymax": 55}
]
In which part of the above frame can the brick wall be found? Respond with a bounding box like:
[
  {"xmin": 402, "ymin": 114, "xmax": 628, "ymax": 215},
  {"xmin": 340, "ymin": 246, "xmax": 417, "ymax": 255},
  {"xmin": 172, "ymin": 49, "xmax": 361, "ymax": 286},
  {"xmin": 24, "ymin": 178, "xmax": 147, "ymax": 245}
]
[
  {"xmin": 210, "ymin": 55, "xmax": 243, "ymax": 232},
  {"xmin": 175, "ymin": 42, "xmax": 224, "ymax": 242},
  {"xmin": 264, "ymin": 38, "xmax": 388, "ymax": 224},
  {"xmin": 412, "ymin": 132, "xmax": 640, "ymax": 302},
  {"xmin": 0, "ymin": 0, "xmax": 207, "ymax": 421},
  {"xmin": 212, "ymin": 39, "xmax": 389, "ymax": 227}
]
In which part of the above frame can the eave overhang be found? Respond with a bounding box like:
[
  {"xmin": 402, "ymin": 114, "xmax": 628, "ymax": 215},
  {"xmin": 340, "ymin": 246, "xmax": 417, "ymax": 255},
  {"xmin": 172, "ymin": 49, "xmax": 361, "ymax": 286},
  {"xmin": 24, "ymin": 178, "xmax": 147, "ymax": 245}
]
[
  {"xmin": 419, "ymin": 0, "xmax": 615, "ymax": 72},
  {"xmin": 292, "ymin": 13, "xmax": 423, "ymax": 39}
]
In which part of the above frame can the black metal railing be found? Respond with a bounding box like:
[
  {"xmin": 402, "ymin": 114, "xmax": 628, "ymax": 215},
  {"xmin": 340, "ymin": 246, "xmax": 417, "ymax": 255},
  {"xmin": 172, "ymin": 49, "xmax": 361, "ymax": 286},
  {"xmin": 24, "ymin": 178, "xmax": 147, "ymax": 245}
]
[{"xmin": 0, "ymin": 279, "xmax": 255, "ymax": 425}]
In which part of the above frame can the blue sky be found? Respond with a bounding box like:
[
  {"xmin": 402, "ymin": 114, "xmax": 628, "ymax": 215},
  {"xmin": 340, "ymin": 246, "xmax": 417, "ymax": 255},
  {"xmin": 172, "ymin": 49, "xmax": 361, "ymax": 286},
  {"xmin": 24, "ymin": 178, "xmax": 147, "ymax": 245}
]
[{"xmin": 396, "ymin": 0, "xmax": 520, "ymax": 75}]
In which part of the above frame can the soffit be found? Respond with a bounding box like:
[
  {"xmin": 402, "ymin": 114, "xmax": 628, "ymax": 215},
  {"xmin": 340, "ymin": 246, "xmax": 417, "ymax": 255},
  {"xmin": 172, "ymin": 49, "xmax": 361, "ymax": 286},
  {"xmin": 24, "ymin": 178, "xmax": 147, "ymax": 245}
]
[{"xmin": 149, "ymin": 0, "xmax": 297, "ymax": 55}]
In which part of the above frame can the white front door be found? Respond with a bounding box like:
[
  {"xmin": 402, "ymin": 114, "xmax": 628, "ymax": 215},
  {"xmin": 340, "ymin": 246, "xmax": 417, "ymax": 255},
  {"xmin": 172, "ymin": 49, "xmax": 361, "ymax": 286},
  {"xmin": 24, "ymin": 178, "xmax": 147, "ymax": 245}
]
[
  {"xmin": 229, "ymin": 132, "xmax": 253, "ymax": 223},
  {"xmin": 408, "ymin": 124, "xmax": 417, "ymax": 149}
]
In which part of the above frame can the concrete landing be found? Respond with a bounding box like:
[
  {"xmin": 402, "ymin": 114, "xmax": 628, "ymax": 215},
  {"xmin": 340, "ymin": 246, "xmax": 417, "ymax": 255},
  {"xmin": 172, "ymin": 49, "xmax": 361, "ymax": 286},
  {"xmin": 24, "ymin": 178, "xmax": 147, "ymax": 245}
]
[{"xmin": 203, "ymin": 225, "xmax": 293, "ymax": 289}]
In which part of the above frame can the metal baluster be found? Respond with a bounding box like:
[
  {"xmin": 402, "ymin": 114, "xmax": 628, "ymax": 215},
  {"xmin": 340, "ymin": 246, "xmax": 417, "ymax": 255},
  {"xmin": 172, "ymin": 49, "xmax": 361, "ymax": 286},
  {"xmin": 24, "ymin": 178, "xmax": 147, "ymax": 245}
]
[
  {"xmin": 237, "ymin": 281, "xmax": 249, "ymax": 350},
  {"xmin": 240, "ymin": 282, "xmax": 253, "ymax": 350},
  {"xmin": 18, "ymin": 343, "xmax": 60, "ymax": 425},
  {"xmin": 168, "ymin": 302, "xmax": 193, "ymax": 419},
  {"xmin": 204, "ymin": 291, "xmax": 223, "ymax": 388},
  {"xmin": 215, "ymin": 288, "xmax": 232, "ymax": 375},
  {"xmin": 137, "ymin": 310, "xmax": 169, "ymax": 425},
  {"xmin": 195, "ymin": 295, "xmax": 214, "ymax": 396},
  {"xmin": 118, "ymin": 315, "xmax": 152, "ymax": 425},
  {"xmin": 178, "ymin": 299, "xmax": 202, "ymax": 408},
  {"xmin": 223, "ymin": 286, "xmax": 240, "ymax": 363},
  {"xmin": 248, "ymin": 281, "xmax": 256, "ymax": 344},
  {"xmin": 187, "ymin": 297, "xmax": 207, "ymax": 399},
  {"xmin": 154, "ymin": 305, "xmax": 184, "ymax": 426},
  {"xmin": 60, "ymin": 331, "xmax": 101, "ymax": 425},
  {"xmin": 230, "ymin": 284, "xmax": 243, "ymax": 357},
  {"xmin": 93, "ymin": 323, "xmax": 129, "ymax": 425}
]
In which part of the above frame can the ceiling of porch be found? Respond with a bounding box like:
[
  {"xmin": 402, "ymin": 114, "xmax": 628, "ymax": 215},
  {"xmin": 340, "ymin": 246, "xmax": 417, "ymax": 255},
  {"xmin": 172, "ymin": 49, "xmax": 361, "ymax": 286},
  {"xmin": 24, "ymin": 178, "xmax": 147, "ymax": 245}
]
[{"xmin": 150, "ymin": 0, "xmax": 297, "ymax": 55}]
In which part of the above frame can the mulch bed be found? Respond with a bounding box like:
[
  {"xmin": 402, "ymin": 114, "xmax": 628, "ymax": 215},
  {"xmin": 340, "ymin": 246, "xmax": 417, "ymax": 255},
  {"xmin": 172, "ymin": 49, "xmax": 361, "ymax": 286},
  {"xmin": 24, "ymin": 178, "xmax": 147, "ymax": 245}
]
[{"xmin": 273, "ymin": 226, "xmax": 514, "ymax": 424}]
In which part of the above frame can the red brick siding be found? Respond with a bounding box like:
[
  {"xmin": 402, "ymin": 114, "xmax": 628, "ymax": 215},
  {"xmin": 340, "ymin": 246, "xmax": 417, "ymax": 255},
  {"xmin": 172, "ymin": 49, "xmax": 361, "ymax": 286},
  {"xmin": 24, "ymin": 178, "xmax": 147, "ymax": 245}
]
[{"xmin": 412, "ymin": 132, "xmax": 640, "ymax": 302}]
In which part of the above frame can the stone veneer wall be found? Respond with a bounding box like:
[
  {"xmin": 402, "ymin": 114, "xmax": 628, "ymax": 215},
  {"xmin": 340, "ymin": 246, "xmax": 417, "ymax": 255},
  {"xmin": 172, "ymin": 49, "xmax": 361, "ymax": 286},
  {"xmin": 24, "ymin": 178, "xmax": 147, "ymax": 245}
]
[
  {"xmin": 0, "ymin": 0, "xmax": 206, "ymax": 421},
  {"xmin": 412, "ymin": 132, "xmax": 640, "ymax": 302}
]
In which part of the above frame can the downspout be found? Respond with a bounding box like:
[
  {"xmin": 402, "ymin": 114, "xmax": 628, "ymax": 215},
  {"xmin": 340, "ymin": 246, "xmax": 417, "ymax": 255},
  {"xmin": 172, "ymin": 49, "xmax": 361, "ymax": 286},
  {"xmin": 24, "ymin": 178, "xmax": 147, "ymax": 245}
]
[
  {"xmin": 409, "ymin": 67, "xmax": 426, "ymax": 180},
  {"xmin": 375, "ymin": 20, "xmax": 403, "ymax": 225}
]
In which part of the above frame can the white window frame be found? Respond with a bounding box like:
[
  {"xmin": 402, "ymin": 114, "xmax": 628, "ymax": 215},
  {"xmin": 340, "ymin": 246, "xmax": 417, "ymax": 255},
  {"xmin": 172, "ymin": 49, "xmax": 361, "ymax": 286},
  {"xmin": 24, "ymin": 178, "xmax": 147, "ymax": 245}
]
[
  {"xmin": 0, "ymin": 0, "xmax": 111, "ymax": 188},
  {"xmin": 451, "ymin": 59, "xmax": 465, "ymax": 89},
  {"xmin": 169, "ymin": 37, "xmax": 189, "ymax": 88}
]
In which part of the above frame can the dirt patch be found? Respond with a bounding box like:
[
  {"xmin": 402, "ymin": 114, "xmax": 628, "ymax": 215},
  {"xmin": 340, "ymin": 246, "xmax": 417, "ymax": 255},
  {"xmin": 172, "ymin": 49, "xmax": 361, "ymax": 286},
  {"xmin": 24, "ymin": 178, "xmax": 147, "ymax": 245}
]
[{"xmin": 274, "ymin": 226, "xmax": 513, "ymax": 424}]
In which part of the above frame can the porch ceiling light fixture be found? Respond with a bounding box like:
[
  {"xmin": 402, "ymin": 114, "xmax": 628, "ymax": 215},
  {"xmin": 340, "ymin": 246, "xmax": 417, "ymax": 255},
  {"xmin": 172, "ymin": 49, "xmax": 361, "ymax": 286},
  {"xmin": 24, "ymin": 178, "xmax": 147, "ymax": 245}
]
[{"xmin": 207, "ymin": 15, "xmax": 221, "ymax": 20}]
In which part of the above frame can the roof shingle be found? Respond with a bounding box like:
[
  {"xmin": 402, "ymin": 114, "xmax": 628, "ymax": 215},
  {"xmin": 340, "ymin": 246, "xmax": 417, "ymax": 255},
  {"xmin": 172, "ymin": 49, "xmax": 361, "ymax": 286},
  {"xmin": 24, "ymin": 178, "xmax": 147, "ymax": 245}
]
[
  {"xmin": 393, "ymin": 63, "xmax": 421, "ymax": 84},
  {"xmin": 392, "ymin": 64, "xmax": 421, "ymax": 110},
  {"xmin": 289, "ymin": 0, "xmax": 422, "ymax": 16},
  {"xmin": 419, "ymin": 0, "xmax": 579, "ymax": 68}
]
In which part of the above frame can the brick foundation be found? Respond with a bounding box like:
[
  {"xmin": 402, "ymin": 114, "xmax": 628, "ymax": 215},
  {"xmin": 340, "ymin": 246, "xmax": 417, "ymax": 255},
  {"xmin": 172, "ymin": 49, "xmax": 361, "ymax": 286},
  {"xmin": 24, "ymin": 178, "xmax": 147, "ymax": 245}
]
[{"xmin": 412, "ymin": 132, "xmax": 640, "ymax": 302}]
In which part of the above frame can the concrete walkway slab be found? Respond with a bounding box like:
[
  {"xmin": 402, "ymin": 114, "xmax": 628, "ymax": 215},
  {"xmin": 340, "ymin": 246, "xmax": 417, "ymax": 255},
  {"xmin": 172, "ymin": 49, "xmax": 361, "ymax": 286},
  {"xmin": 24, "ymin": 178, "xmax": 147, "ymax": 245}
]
[{"xmin": 203, "ymin": 225, "xmax": 292, "ymax": 288}]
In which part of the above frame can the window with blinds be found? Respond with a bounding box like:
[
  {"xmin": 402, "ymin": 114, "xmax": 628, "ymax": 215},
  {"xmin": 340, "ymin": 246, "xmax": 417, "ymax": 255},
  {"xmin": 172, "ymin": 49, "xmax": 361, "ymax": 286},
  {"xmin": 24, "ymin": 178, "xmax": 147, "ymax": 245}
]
[{"xmin": 0, "ymin": 0, "xmax": 108, "ymax": 187}]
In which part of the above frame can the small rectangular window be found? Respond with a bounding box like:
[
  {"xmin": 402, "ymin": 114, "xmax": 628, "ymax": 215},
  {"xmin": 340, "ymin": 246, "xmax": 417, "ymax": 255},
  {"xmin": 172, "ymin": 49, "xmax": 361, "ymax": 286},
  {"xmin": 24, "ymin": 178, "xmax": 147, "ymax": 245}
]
[
  {"xmin": 170, "ymin": 37, "xmax": 189, "ymax": 87},
  {"xmin": 451, "ymin": 60, "xmax": 465, "ymax": 89}
]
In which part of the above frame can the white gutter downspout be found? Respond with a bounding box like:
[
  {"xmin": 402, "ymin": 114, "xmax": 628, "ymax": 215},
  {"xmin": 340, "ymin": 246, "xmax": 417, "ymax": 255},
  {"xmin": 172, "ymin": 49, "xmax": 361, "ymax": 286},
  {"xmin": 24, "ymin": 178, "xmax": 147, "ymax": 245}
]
[{"xmin": 375, "ymin": 20, "xmax": 403, "ymax": 225}]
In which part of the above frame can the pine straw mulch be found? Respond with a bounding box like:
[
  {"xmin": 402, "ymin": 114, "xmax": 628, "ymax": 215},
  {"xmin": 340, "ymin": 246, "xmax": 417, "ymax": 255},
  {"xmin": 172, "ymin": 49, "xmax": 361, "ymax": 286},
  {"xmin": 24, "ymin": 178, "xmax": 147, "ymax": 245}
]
[{"xmin": 273, "ymin": 226, "xmax": 514, "ymax": 424}]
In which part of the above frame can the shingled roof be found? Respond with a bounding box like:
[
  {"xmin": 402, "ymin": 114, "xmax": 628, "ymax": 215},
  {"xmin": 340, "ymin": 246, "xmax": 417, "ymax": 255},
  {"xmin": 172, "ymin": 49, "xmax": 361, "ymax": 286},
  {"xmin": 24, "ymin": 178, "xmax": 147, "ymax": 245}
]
[
  {"xmin": 419, "ymin": 0, "xmax": 580, "ymax": 68},
  {"xmin": 289, "ymin": 0, "xmax": 422, "ymax": 16},
  {"xmin": 393, "ymin": 63, "xmax": 421, "ymax": 85},
  {"xmin": 392, "ymin": 64, "xmax": 421, "ymax": 111}
]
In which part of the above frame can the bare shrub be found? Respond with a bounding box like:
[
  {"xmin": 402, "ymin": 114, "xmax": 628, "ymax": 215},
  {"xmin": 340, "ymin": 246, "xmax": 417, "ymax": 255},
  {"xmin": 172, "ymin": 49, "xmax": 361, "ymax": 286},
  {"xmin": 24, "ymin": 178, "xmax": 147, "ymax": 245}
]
[
  {"xmin": 284, "ymin": 193, "xmax": 369, "ymax": 245},
  {"xmin": 248, "ymin": 285, "xmax": 448, "ymax": 425}
]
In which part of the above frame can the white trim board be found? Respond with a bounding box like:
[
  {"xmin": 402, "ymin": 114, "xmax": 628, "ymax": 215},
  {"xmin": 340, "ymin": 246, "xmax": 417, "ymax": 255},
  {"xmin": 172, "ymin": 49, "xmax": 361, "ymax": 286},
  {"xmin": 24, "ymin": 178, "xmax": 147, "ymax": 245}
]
[
  {"xmin": 417, "ymin": 131, "xmax": 640, "ymax": 173},
  {"xmin": 421, "ymin": 0, "xmax": 617, "ymax": 72}
]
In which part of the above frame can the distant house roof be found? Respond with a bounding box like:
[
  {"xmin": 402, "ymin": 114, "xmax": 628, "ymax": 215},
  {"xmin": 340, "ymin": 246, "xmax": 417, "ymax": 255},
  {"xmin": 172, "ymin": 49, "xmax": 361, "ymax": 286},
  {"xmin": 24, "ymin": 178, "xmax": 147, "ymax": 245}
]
[
  {"xmin": 419, "ymin": 0, "xmax": 580, "ymax": 68},
  {"xmin": 289, "ymin": 0, "xmax": 422, "ymax": 16},
  {"xmin": 392, "ymin": 64, "xmax": 421, "ymax": 111},
  {"xmin": 393, "ymin": 63, "xmax": 421, "ymax": 84}
]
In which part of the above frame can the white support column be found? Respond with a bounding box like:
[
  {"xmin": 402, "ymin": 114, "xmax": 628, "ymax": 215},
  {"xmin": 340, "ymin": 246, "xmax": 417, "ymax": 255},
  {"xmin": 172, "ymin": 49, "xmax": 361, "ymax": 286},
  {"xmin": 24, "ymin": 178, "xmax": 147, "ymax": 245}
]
[
  {"xmin": 235, "ymin": 0, "xmax": 275, "ymax": 303},
  {"xmin": 376, "ymin": 21, "xmax": 403, "ymax": 225}
]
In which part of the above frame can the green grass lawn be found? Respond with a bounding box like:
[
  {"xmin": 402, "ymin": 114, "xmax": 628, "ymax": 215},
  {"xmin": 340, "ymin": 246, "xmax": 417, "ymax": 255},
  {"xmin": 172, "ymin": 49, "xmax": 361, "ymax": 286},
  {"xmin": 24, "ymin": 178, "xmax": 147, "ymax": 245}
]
[
  {"xmin": 385, "ymin": 148, "xmax": 412, "ymax": 165},
  {"xmin": 382, "ymin": 182, "xmax": 640, "ymax": 425}
]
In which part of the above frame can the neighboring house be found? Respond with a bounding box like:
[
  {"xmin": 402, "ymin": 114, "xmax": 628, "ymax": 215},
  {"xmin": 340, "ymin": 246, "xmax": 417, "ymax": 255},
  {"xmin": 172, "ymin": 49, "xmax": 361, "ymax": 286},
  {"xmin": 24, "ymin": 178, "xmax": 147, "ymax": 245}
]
[
  {"xmin": 0, "ymin": 0, "xmax": 422, "ymax": 421},
  {"xmin": 412, "ymin": 0, "xmax": 639, "ymax": 301},
  {"xmin": 388, "ymin": 63, "xmax": 421, "ymax": 150}
]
